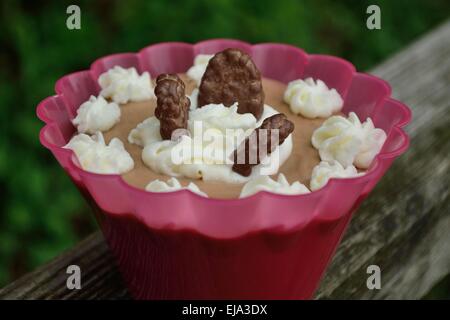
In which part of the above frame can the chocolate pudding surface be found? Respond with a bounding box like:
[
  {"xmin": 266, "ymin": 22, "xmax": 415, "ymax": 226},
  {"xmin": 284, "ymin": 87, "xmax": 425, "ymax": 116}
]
[{"xmin": 103, "ymin": 74, "xmax": 328, "ymax": 199}]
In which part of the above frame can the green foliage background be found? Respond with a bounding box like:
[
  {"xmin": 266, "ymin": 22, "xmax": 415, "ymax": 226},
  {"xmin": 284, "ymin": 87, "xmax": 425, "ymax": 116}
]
[{"xmin": 0, "ymin": 0, "xmax": 449, "ymax": 287}]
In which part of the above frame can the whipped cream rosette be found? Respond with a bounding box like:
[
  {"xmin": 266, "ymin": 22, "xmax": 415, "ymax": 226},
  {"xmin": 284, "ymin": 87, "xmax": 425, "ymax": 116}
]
[
  {"xmin": 98, "ymin": 66, "xmax": 154, "ymax": 104},
  {"xmin": 72, "ymin": 95, "xmax": 121, "ymax": 134},
  {"xmin": 284, "ymin": 77, "xmax": 343, "ymax": 119},
  {"xmin": 146, "ymin": 177, "xmax": 207, "ymax": 197},
  {"xmin": 310, "ymin": 160, "xmax": 361, "ymax": 191},
  {"xmin": 64, "ymin": 132, "xmax": 134, "ymax": 174},
  {"xmin": 312, "ymin": 112, "xmax": 387, "ymax": 169},
  {"xmin": 240, "ymin": 174, "xmax": 310, "ymax": 198}
]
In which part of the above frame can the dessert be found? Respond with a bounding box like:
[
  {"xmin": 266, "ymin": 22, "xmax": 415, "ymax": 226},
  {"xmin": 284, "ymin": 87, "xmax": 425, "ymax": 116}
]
[
  {"xmin": 63, "ymin": 48, "xmax": 388, "ymax": 199},
  {"xmin": 38, "ymin": 40, "xmax": 411, "ymax": 300}
]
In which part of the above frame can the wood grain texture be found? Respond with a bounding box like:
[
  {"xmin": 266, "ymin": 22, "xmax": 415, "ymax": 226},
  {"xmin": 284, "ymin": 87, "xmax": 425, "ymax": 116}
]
[
  {"xmin": 1, "ymin": 20, "xmax": 449, "ymax": 300},
  {"xmin": 0, "ymin": 233, "xmax": 130, "ymax": 300}
]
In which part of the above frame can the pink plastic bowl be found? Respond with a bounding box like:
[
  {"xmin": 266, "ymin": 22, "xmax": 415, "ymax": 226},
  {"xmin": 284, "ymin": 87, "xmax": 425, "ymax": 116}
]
[{"xmin": 37, "ymin": 39, "xmax": 411, "ymax": 299}]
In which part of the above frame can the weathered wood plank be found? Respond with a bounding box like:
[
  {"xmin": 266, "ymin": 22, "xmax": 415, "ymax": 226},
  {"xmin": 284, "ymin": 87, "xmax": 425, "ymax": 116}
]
[
  {"xmin": 1, "ymin": 19, "xmax": 449, "ymax": 300},
  {"xmin": 317, "ymin": 19, "xmax": 450, "ymax": 299},
  {"xmin": 0, "ymin": 233, "xmax": 130, "ymax": 300}
]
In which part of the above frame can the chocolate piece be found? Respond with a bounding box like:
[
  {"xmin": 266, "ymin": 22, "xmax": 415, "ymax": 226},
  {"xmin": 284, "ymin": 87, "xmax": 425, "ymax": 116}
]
[
  {"xmin": 198, "ymin": 48, "xmax": 265, "ymax": 119},
  {"xmin": 154, "ymin": 74, "xmax": 190, "ymax": 140},
  {"xmin": 232, "ymin": 114, "xmax": 294, "ymax": 176}
]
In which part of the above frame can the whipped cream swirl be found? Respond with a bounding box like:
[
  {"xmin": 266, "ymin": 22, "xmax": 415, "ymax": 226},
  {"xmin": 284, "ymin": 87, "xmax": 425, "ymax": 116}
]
[
  {"xmin": 310, "ymin": 160, "xmax": 361, "ymax": 191},
  {"xmin": 129, "ymin": 104, "xmax": 293, "ymax": 184},
  {"xmin": 98, "ymin": 66, "xmax": 154, "ymax": 104},
  {"xmin": 64, "ymin": 132, "xmax": 134, "ymax": 174},
  {"xmin": 145, "ymin": 177, "xmax": 207, "ymax": 197},
  {"xmin": 186, "ymin": 54, "xmax": 214, "ymax": 86},
  {"xmin": 72, "ymin": 95, "xmax": 120, "ymax": 134},
  {"xmin": 240, "ymin": 174, "xmax": 310, "ymax": 198},
  {"xmin": 312, "ymin": 112, "xmax": 387, "ymax": 169},
  {"xmin": 284, "ymin": 78, "xmax": 343, "ymax": 118}
]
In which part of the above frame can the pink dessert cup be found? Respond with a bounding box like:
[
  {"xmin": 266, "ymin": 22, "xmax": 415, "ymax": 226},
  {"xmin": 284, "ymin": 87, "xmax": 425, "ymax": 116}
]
[{"xmin": 37, "ymin": 40, "xmax": 411, "ymax": 299}]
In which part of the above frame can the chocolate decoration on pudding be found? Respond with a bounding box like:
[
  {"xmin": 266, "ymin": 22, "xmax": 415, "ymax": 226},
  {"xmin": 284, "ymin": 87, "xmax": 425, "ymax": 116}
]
[
  {"xmin": 232, "ymin": 114, "xmax": 295, "ymax": 176},
  {"xmin": 154, "ymin": 74, "xmax": 190, "ymax": 140},
  {"xmin": 198, "ymin": 48, "xmax": 265, "ymax": 119}
]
